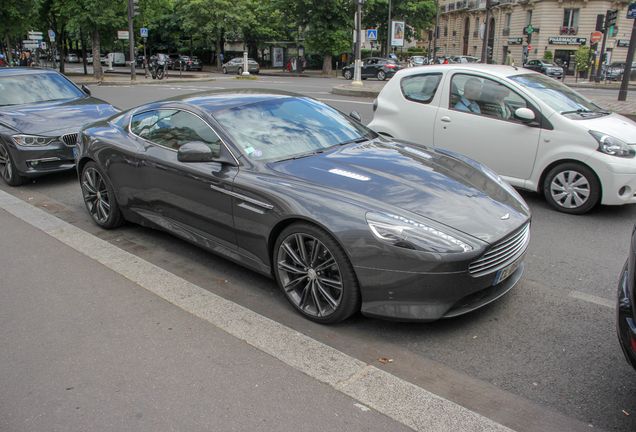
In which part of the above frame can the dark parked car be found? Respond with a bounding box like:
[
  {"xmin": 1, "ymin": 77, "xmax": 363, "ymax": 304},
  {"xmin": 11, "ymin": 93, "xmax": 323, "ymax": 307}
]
[
  {"xmin": 173, "ymin": 55, "xmax": 202, "ymax": 71},
  {"xmin": 0, "ymin": 68, "xmax": 119, "ymax": 186},
  {"xmin": 75, "ymin": 89, "xmax": 531, "ymax": 324},
  {"xmin": 342, "ymin": 57, "xmax": 405, "ymax": 81},
  {"xmin": 602, "ymin": 61, "xmax": 636, "ymax": 81},
  {"xmin": 617, "ymin": 223, "xmax": 636, "ymax": 372},
  {"xmin": 523, "ymin": 59, "xmax": 563, "ymax": 78}
]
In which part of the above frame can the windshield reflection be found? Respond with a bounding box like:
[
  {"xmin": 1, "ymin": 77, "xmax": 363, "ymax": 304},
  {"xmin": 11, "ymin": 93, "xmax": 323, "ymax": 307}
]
[
  {"xmin": 214, "ymin": 97, "xmax": 376, "ymax": 162},
  {"xmin": 0, "ymin": 73, "xmax": 85, "ymax": 106},
  {"xmin": 509, "ymin": 73, "xmax": 604, "ymax": 115}
]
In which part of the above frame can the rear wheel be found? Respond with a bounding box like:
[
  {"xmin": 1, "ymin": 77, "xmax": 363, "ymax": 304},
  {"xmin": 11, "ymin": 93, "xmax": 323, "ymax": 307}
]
[
  {"xmin": 343, "ymin": 69, "xmax": 352, "ymax": 80},
  {"xmin": 377, "ymin": 70, "xmax": 386, "ymax": 81},
  {"xmin": 238, "ymin": 67, "xmax": 243, "ymax": 75},
  {"xmin": 81, "ymin": 162, "xmax": 124, "ymax": 229},
  {"xmin": 222, "ymin": 67, "xmax": 227, "ymax": 74},
  {"xmin": 274, "ymin": 222, "xmax": 360, "ymax": 324},
  {"xmin": 0, "ymin": 143, "xmax": 28, "ymax": 186},
  {"xmin": 543, "ymin": 163, "xmax": 600, "ymax": 215}
]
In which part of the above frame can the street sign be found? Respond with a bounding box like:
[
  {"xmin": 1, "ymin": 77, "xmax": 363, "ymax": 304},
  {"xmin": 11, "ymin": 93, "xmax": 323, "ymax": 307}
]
[
  {"xmin": 28, "ymin": 30, "xmax": 43, "ymax": 36},
  {"xmin": 140, "ymin": 28, "xmax": 148, "ymax": 38},
  {"xmin": 628, "ymin": 3, "xmax": 636, "ymax": 19},
  {"xmin": 28, "ymin": 35, "xmax": 42, "ymax": 40},
  {"xmin": 48, "ymin": 30, "xmax": 55, "ymax": 39},
  {"xmin": 117, "ymin": 31, "xmax": 129, "ymax": 39},
  {"xmin": 39, "ymin": 41, "xmax": 47, "ymax": 50},
  {"xmin": 367, "ymin": 29, "xmax": 377, "ymax": 40},
  {"xmin": 591, "ymin": 31, "xmax": 603, "ymax": 43}
]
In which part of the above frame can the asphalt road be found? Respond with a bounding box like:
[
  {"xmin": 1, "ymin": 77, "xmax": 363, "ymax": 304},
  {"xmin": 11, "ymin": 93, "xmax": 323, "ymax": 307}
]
[{"xmin": 3, "ymin": 75, "xmax": 635, "ymax": 431}]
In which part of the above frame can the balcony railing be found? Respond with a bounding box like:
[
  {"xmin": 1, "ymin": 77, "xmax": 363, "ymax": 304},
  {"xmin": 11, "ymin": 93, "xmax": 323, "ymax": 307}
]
[
  {"xmin": 500, "ymin": 0, "xmax": 516, "ymax": 4},
  {"xmin": 448, "ymin": 3, "xmax": 456, "ymax": 11},
  {"xmin": 468, "ymin": 0, "xmax": 480, "ymax": 9},
  {"xmin": 456, "ymin": 0, "xmax": 468, "ymax": 9},
  {"xmin": 560, "ymin": 26, "xmax": 578, "ymax": 35},
  {"xmin": 473, "ymin": 30, "xmax": 479, "ymax": 38},
  {"xmin": 502, "ymin": 28, "xmax": 510, "ymax": 36}
]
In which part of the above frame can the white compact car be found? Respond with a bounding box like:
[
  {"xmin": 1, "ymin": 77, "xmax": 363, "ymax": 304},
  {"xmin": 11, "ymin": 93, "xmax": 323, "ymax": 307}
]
[{"xmin": 368, "ymin": 64, "xmax": 636, "ymax": 214}]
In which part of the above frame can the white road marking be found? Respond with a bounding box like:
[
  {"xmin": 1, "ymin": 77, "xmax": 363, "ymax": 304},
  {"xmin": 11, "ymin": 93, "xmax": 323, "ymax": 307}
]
[{"xmin": 569, "ymin": 291, "xmax": 614, "ymax": 309}]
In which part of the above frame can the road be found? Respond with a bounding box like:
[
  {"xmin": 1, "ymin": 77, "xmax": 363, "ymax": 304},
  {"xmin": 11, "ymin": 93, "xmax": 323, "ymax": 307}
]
[{"xmin": 3, "ymin": 74, "xmax": 635, "ymax": 431}]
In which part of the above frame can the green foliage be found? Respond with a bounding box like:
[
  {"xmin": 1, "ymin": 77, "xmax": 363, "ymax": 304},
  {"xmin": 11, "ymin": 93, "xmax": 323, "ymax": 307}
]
[
  {"xmin": 543, "ymin": 50, "xmax": 553, "ymax": 60},
  {"xmin": 362, "ymin": 0, "xmax": 436, "ymax": 50},
  {"xmin": 574, "ymin": 46, "xmax": 590, "ymax": 72},
  {"xmin": 407, "ymin": 46, "xmax": 424, "ymax": 53}
]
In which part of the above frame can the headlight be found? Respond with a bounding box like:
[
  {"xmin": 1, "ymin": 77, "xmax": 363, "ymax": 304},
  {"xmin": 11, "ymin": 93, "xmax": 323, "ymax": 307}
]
[
  {"xmin": 590, "ymin": 131, "xmax": 635, "ymax": 158},
  {"xmin": 366, "ymin": 212, "xmax": 475, "ymax": 253},
  {"xmin": 11, "ymin": 134, "xmax": 55, "ymax": 147}
]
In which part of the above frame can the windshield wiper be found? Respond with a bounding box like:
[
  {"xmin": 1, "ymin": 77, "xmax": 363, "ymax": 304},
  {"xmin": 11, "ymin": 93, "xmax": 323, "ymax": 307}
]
[
  {"xmin": 561, "ymin": 108, "xmax": 593, "ymax": 115},
  {"xmin": 274, "ymin": 149, "xmax": 324, "ymax": 163},
  {"xmin": 337, "ymin": 137, "xmax": 369, "ymax": 146}
]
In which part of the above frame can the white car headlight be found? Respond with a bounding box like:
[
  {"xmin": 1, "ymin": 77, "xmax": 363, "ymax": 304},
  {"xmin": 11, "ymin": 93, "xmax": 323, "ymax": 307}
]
[
  {"xmin": 11, "ymin": 134, "xmax": 55, "ymax": 147},
  {"xmin": 366, "ymin": 212, "xmax": 476, "ymax": 253},
  {"xmin": 590, "ymin": 131, "xmax": 635, "ymax": 158}
]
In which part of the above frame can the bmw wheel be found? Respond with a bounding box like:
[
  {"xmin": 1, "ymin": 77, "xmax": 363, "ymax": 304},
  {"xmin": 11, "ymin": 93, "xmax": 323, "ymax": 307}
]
[
  {"xmin": 343, "ymin": 70, "xmax": 352, "ymax": 80},
  {"xmin": 0, "ymin": 142, "xmax": 28, "ymax": 186},
  {"xmin": 81, "ymin": 162, "xmax": 124, "ymax": 229},
  {"xmin": 544, "ymin": 163, "xmax": 600, "ymax": 215},
  {"xmin": 274, "ymin": 222, "xmax": 360, "ymax": 324},
  {"xmin": 377, "ymin": 70, "xmax": 386, "ymax": 81}
]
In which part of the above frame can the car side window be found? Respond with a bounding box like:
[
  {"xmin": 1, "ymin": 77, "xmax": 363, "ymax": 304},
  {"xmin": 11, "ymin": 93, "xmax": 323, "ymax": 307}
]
[
  {"xmin": 400, "ymin": 73, "xmax": 442, "ymax": 104},
  {"xmin": 449, "ymin": 74, "xmax": 529, "ymax": 121},
  {"xmin": 130, "ymin": 109, "xmax": 221, "ymax": 156}
]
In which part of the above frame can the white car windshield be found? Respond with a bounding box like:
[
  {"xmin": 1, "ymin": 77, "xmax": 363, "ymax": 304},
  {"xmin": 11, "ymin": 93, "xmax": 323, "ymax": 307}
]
[{"xmin": 509, "ymin": 73, "xmax": 607, "ymax": 115}]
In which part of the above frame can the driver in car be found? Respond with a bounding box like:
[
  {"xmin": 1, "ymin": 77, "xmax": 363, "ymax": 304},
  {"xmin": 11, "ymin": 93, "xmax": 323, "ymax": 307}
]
[{"xmin": 454, "ymin": 78, "xmax": 482, "ymax": 114}]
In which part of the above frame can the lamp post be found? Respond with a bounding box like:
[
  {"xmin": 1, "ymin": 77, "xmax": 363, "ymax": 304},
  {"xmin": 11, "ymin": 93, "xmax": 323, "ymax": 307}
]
[
  {"xmin": 352, "ymin": 0, "xmax": 365, "ymax": 86},
  {"xmin": 386, "ymin": 0, "xmax": 392, "ymax": 59}
]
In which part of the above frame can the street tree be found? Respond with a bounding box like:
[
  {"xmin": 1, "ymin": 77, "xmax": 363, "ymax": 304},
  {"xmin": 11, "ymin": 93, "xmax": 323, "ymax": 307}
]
[{"xmin": 1, "ymin": 0, "xmax": 37, "ymax": 64}]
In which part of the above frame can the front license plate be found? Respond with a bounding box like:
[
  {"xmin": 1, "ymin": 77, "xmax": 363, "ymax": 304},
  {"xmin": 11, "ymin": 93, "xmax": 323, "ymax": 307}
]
[{"xmin": 493, "ymin": 256, "xmax": 523, "ymax": 286}]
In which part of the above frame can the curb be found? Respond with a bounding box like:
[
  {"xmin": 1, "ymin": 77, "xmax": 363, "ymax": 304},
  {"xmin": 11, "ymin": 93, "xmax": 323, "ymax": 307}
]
[{"xmin": 0, "ymin": 189, "xmax": 514, "ymax": 432}]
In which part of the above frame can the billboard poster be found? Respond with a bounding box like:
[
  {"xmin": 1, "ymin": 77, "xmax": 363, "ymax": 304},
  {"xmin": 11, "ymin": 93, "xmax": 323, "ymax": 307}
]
[
  {"xmin": 391, "ymin": 21, "xmax": 405, "ymax": 47},
  {"xmin": 273, "ymin": 47, "xmax": 284, "ymax": 67}
]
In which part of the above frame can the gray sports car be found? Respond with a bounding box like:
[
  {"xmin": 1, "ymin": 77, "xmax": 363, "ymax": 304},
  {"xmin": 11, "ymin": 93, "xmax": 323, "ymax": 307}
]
[{"xmin": 75, "ymin": 89, "xmax": 531, "ymax": 324}]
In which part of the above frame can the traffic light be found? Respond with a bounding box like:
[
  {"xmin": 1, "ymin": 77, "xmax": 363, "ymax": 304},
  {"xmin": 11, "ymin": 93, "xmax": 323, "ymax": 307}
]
[
  {"xmin": 606, "ymin": 9, "xmax": 618, "ymax": 28},
  {"xmin": 596, "ymin": 14, "xmax": 605, "ymax": 32},
  {"xmin": 128, "ymin": 0, "xmax": 140, "ymax": 18},
  {"xmin": 487, "ymin": 46, "xmax": 492, "ymax": 59},
  {"xmin": 525, "ymin": 32, "xmax": 532, "ymax": 44}
]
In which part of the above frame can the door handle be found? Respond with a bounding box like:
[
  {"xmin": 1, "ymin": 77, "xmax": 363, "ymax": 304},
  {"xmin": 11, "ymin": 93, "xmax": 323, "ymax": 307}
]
[{"xmin": 440, "ymin": 116, "xmax": 451, "ymax": 123}]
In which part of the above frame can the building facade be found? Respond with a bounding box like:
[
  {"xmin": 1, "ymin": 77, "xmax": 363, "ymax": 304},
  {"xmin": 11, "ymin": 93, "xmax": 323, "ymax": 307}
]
[{"xmin": 423, "ymin": 0, "xmax": 633, "ymax": 73}]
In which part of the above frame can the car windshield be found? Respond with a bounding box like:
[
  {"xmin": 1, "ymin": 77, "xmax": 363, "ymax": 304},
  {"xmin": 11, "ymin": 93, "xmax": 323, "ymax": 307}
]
[
  {"xmin": 0, "ymin": 73, "xmax": 85, "ymax": 106},
  {"xmin": 508, "ymin": 73, "xmax": 604, "ymax": 115},
  {"xmin": 214, "ymin": 97, "xmax": 377, "ymax": 162}
]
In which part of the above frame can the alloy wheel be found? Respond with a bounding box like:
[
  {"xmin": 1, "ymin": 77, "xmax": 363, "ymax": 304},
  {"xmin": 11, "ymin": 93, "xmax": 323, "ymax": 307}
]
[
  {"xmin": 0, "ymin": 145, "xmax": 13, "ymax": 183},
  {"xmin": 82, "ymin": 166, "xmax": 112, "ymax": 224},
  {"xmin": 277, "ymin": 232, "xmax": 344, "ymax": 319},
  {"xmin": 549, "ymin": 170, "xmax": 591, "ymax": 209}
]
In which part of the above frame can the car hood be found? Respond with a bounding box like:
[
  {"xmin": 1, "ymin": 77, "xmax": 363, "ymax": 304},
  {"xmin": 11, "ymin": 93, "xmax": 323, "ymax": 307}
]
[
  {"xmin": 575, "ymin": 113, "xmax": 636, "ymax": 143},
  {"xmin": 0, "ymin": 97, "xmax": 120, "ymax": 136},
  {"xmin": 269, "ymin": 140, "xmax": 530, "ymax": 244}
]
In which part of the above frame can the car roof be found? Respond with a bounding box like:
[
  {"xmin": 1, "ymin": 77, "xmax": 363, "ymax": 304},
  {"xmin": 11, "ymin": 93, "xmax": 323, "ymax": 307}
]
[
  {"xmin": 0, "ymin": 67, "xmax": 60, "ymax": 77},
  {"xmin": 398, "ymin": 63, "xmax": 529, "ymax": 78}
]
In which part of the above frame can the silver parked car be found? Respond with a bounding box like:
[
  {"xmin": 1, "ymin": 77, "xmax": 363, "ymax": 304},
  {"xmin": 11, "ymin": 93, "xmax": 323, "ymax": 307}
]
[{"xmin": 222, "ymin": 58, "xmax": 260, "ymax": 75}]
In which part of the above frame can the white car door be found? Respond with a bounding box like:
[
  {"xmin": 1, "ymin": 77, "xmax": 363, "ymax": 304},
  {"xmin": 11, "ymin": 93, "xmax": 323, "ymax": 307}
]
[{"xmin": 433, "ymin": 72, "xmax": 542, "ymax": 182}]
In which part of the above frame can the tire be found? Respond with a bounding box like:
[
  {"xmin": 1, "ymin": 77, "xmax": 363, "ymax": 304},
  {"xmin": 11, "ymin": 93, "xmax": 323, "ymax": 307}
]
[
  {"xmin": 238, "ymin": 67, "xmax": 243, "ymax": 75},
  {"xmin": 222, "ymin": 67, "xmax": 227, "ymax": 74},
  {"xmin": 156, "ymin": 67, "xmax": 164, "ymax": 80},
  {"xmin": 343, "ymin": 69, "xmax": 352, "ymax": 80},
  {"xmin": 377, "ymin": 70, "xmax": 387, "ymax": 81},
  {"xmin": 543, "ymin": 163, "xmax": 600, "ymax": 215},
  {"xmin": 80, "ymin": 161, "xmax": 124, "ymax": 229},
  {"xmin": 0, "ymin": 142, "xmax": 28, "ymax": 186},
  {"xmin": 274, "ymin": 222, "xmax": 360, "ymax": 324}
]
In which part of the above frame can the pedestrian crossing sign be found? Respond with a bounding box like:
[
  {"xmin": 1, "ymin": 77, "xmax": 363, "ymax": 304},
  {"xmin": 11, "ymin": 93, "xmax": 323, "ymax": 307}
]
[{"xmin": 367, "ymin": 30, "xmax": 377, "ymax": 40}]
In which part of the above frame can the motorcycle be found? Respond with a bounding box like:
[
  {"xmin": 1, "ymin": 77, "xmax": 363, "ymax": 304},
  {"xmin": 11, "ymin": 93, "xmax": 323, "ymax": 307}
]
[{"xmin": 149, "ymin": 55, "xmax": 166, "ymax": 80}]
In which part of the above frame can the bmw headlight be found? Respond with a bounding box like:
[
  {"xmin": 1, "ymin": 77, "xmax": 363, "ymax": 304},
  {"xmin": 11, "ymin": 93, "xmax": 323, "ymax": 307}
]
[
  {"xmin": 366, "ymin": 212, "xmax": 475, "ymax": 253},
  {"xmin": 590, "ymin": 131, "xmax": 635, "ymax": 158},
  {"xmin": 11, "ymin": 134, "xmax": 55, "ymax": 147}
]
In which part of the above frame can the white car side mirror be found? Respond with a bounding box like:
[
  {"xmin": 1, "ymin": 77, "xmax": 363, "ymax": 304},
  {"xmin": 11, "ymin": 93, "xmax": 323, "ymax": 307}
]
[{"xmin": 515, "ymin": 108, "xmax": 535, "ymax": 121}]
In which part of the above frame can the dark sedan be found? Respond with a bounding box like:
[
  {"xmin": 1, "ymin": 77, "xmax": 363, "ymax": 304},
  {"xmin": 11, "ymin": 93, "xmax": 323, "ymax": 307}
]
[
  {"xmin": 174, "ymin": 55, "xmax": 202, "ymax": 71},
  {"xmin": 0, "ymin": 68, "xmax": 119, "ymax": 186},
  {"xmin": 342, "ymin": 57, "xmax": 404, "ymax": 81},
  {"xmin": 523, "ymin": 59, "xmax": 563, "ymax": 78},
  {"xmin": 75, "ymin": 89, "xmax": 531, "ymax": 324},
  {"xmin": 617, "ymin": 224, "xmax": 636, "ymax": 371}
]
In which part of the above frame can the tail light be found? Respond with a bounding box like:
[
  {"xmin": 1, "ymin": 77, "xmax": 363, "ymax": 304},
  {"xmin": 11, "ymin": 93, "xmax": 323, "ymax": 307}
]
[{"xmin": 385, "ymin": 64, "xmax": 396, "ymax": 68}]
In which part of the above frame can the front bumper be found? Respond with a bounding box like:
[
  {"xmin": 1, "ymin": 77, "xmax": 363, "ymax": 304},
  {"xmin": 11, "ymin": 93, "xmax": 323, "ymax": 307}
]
[
  {"xmin": 617, "ymin": 260, "xmax": 636, "ymax": 370},
  {"xmin": 5, "ymin": 137, "xmax": 76, "ymax": 178},
  {"xmin": 585, "ymin": 153, "xmax": 636, "ymax": 206},
  {"xmin": 545, "ymin": 69, "xmax": 563, "ymax": 77}
]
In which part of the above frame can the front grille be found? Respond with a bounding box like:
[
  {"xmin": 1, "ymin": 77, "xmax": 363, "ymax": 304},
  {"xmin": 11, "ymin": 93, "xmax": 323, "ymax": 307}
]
[
  {"xmin": 60, "ymin": 133, "xmax": 78, "ymax": 147},
  {"xmin": 469, "ymin": 222, "xmax": 530, "ymax": 277}
]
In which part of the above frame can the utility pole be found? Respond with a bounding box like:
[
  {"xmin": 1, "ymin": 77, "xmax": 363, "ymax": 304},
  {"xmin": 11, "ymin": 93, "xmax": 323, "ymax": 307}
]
[
  {"xmin": 619, "ymin": 12, "xmax": 636, "ymax": 101},
  {"xmin": 481, "ymin": 0, "xmax": 500, "ymax": 64},
  {"xmin": 595, "ymin": 9, "xmax": 617, "ymax": 83},
  {"xmin": 127, "ymin": 0, "xmax": 140, "ymax": 81},
  {"xmin": 386, "ymin": 0, "xmax": 392, "ymax": 59},
  {"xmin": 353, "ymin": 0, "xmax": 365, "ymax": 86},
  {"xmin": 433, "ymin": 0, "xmax": 439, "ymax": 63}
]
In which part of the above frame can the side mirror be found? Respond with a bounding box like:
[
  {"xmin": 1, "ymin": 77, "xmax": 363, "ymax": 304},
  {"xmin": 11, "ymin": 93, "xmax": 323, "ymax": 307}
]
[
  {"xmin": 177, "ymin": 141, "xmax": 217, "ymax": 162},
  {"xmin": 81, "ymin": 84, "xmax": 91, "ymax": 96},
  {"xmin": 350, "ymin": 111, "xmax": 362, "ymax": 122},
  {"xmin": 515, "ymin": 107, "xmax": 535, "ymax": 122}
]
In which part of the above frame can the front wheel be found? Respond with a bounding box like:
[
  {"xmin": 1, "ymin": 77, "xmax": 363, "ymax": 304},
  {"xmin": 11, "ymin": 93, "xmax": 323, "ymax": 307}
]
[
  {"xmin": 238, "ymin": 67, "xmax": 243, "ymax": 75},
  {"xmin": 543, "ymin": 163, "xmax": 600, "ymax": 215},
  {"xmin": 274, "ymin": 222, "xmax": 360, "ymax": 324},
  {"xmin": 343, "ymin": 69, "xmax": 352, "ymax": 80},
  {"xmin": 377, "ymin": 70, "xmax": 386, "ymax": 81},
  {"xmin": 81, "ymin": 162, "xmax": 124, "ymax": 229},
  {"xmin": 222, "ymin": 67, "xmax": 227, "ymax": 74},
  {"xmin": 156, "ymin": 67, "xmax": 165, "ymax": 80},
  {"xmin": 0, "ymin": 143, "xmax": 28, "ymax": 186}
]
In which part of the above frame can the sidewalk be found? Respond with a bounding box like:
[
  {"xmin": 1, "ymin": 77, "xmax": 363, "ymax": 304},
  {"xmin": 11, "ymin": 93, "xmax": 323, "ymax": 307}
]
[{"xmin": 0, "ymin": 189, "xmax": 519, "ymax": 432}]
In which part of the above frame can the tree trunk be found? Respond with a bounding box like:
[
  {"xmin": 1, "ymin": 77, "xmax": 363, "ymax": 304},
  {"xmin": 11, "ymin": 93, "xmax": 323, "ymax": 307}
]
[
  {"xmin": 216, "ymin": 30, "xmax": 221, "ymax": 68},
  {"xmin": 92, "ymin": 29, "xmax": 104, "ymax": 80},
  {"xmin": 322, "ymin": 54, "xmax": 332, "ymax": 76},
  {"xmin": 4, "ymin": 32, "xmax": 13, "ymax": 64}
]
